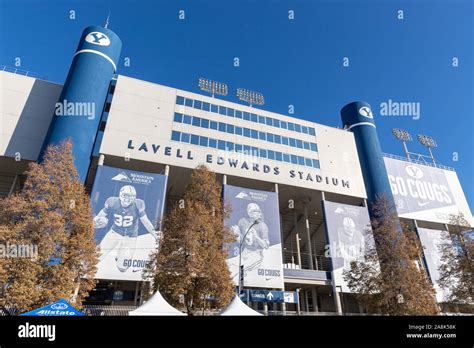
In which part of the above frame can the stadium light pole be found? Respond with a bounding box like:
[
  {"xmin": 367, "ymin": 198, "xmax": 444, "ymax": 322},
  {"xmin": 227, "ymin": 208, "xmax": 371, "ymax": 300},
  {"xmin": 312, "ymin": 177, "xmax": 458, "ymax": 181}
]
[
  {"xmin": 238, "ymin": 219, "xmax": 261, "ymax": 296},
  {"xmin": 417, "ymin": 134, "xmax": 438, "ymax": 165},
  {"xmin": 236, "ymin": 88, "xmax": 265, "ymax": 107},
  {"xmin": 198, "ymin": 77, "xmax": 228, "ymax": 98},
  {"xmin": 392, "ymin": 128, "xmax": 412, "ymax": 161}
]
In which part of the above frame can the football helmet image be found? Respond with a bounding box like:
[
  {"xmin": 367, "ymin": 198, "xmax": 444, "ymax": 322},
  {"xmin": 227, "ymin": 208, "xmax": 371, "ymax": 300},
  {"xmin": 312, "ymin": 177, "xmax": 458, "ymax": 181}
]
[
  {"xmin": 342, "ymin": 217, "xmax": 356, "ymax": 239},
  {"xmin": 247, "ymin": 203, "xmax": 262, "ymax": 221},
  {"xmin": 119, "ymin": 185, "xmax": 136, "ymax": 207}
]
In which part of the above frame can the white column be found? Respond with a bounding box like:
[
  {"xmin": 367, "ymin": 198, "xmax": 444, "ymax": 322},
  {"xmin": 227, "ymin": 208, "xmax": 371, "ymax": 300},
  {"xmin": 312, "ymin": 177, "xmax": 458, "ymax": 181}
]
[
  {"xmin": 164, "ymin": 164, "xmax": 170, "ymax": 176},
  {"xmin": 222, "ymin": 174, "xmax": 227, "ymax": 185},
  {"xmin": 98, "ymin": 153, "xmax": 105, "ymax": 166}
]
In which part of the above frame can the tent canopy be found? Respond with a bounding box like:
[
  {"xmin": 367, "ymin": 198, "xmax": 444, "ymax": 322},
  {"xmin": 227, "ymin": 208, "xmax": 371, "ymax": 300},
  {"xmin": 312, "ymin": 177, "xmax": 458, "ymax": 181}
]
[
  {"xmin": 220, "ymin": 295, "xmax": 263, "ymax": 316},
  {"xmin": 129, "ymin": 290, "xmax": 186, "ymax": 316},
  {"xmin": 21, "ymin": 299, "xmax": 84, "ymax": 316}
]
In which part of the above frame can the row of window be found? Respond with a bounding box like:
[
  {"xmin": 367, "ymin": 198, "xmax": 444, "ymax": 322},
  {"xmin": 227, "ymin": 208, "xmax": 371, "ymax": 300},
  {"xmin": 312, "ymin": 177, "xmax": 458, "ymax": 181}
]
[
  {"xmin": 174, "ymin": 112, "xmax": 318, "ymax": 152},
  {"xmin": 176, "ymin": 95, "xmax": 316, "ymax": 136},
  {"xmin": 171, "ymin": 130, "xmax": 320, "ymax": 169}
]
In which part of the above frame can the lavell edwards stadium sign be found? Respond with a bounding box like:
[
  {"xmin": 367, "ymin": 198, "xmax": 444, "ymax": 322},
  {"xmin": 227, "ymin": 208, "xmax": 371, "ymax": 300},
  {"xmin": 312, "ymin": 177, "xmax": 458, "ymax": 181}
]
[{"xmin": 126, "ymin": 140, "xmax": 351, "ymax": 189}]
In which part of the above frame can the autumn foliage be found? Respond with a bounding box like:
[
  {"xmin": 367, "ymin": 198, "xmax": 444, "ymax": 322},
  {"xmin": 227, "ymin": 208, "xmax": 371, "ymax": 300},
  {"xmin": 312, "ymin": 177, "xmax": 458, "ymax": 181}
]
[{"xmin": 0, "ymin": 140, "xmax": 98, "ymax": 313}]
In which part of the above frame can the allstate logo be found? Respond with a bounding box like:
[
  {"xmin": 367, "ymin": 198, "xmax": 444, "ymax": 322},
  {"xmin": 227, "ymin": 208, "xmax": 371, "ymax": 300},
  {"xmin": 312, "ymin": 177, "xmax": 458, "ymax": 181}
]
[
  {"xmin": 85, "ymin": 32, "xmax": 111, "ymax": 46},
  {"xmin": 358, "ymin": 106, "xmax": 373, "ymax": 118},
  {"xmin": 406, "ymin": 165, "xmax": 424, "ymax": 179},
  {"xmin": 51, "ymin": 303, "xmax": 68, "ymax": 310}
]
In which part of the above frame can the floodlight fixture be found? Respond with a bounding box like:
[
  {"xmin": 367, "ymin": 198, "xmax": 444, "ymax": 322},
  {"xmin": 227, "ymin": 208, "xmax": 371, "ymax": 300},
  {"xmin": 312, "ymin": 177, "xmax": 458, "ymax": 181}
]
[
  {"xmin": 198, "ymin": 78, "xmax": 228, "ymax": 97},
  {"xmin": 236, "ymin": 88, "xmax": 265, "ymax": 107}
]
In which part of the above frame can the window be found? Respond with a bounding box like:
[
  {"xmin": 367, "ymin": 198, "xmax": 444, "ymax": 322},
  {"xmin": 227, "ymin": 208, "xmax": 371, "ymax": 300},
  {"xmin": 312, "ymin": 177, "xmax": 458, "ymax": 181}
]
[
  {"xmin": 259, "ymin": 132, "xmax": 266, "ymax": 141},
  {"xmin": 219, "ymin": 106, "xmax": 227, "ymax": 115},
  {"xmin": 275, "ymin": 152, "xmax": 282, "ymax": 161},
  {"xmin": 235, "ymin": 126, "xmax": 243, "ymax": 135},
  {"xmin": 194, "ymin": 100, "xmax": 202, "ymax": 110},
  {"xmin": 267, "ymin": 150, "xmax": 275, "ymax": 160},
  {"xmin": 191, "ymin": 134, "xmax": 199, "ymax": 145},
  {"xmin": 174, "ymin": 112, "xmax": 183, "ymax": 123},
  {"xmin": 235, "ymin": 144, "xmax": 243, "ymax": 152},
  {"xmin": 298, "ymin": 156, "xmax": 305, "ymax": 165},
  {"xmin": 181, "ymin": 133, "xmax": 190, "ymax": 143},
  {"xmin": 176, "ymin": 96, "xmax": 185, "ymax": 105},
  {"xmin": 310, "ymin": 143, "xmax": 317, "ymax": 152},
  {"xmin": 273, "ymin": 119, "xmax": 281, "ymax": 128},
  {"xmin": 227, "ymin": 108, "xmax": 235, "ymax": 117},
  {"xmin": 282, "ymin": 137, "xmax": 289, "ymax": 145},
  {"xmin": 267, "ymin": 133, "xmax": 274, "ymax": 142},
  {"xmin": 291, "ymin": 155, "xmax": 298, "ymax": 164},
  {"xmin": 251, "ymin": 129, "xmax": 258, "ymax": 139},
  {"xmin": 294, "ymin": 124, "xmax": 302, "ymax": 133},
  {"xmin": 265, "ymin": 117, "xmax": 273, "ymax": 126},
  {"xmin": 309, "ymin": 128, "xmax": 316, "ymax": 136},
  {"xmin": 192, "ymin": 116, "xmax": 200, "ymax": 127},
  {"xmin": 210, "ymin": 121, "xmax": 218, "ymax": 130},
  {"xmin": 303, "ymin": 142, "xmax": 310, "ymax": 150},
  {"xmin": 202, "ymin": 102, "xmax": 210, "ymax": 111},
  {"xmin": 243, "ymin": 128, "xmax": 251, "ymax": 137},
  {"xmin": 209, "ymin": 138, "xmax": 217, "ymax": 148},
  {"xmin": 200, "ymin": 136, "xmax": 208, "ymax": 147},
  {"xmin": 185, "ymin": 98, "xmax": 193, "ymax": 107},
  {"xmin": 281, "ymin": 121, "xmax": 287, "ymax": 129},
  {"xmin": 211, "ymin": 104, "xmax": 218, "ymax": 113},
  {"xmin": 251, "ymin": 113, "xmax": 258, "ymax": 122},
  {"xmin": 243, "ymin": 112, "xmax": 251, "ymax": 121},
  {"xmin": 183, "ymin": 115, "xmax": 192, "ymax": 124},
  {"xmin": 219, "ymin": 122, "xmax": 226, "ymax": 132},
  {"xmin": 226, "ymin": 142, "xmax": 234, "ymax": 151},
  {"xmin": 258, "ymin": 115, "xmax": 266, "ymax": 124},
  {"xmin": 235, "ymin": 110, "xmax": 243, "ymax": 119},
  {"xmin": 259, "ymin": 149, "xmax": 267, "ymax": 158},
  {"xmin": 171, "ymin": 131, "xmax": 180, "ymax": 141},
  {"xmin": 201, "ymin": 119, "xmax": 209, "ymax": 129},
  {"xmin": 305, "ymin": 158, "xmax": 312, "ymax": 166},
  {"xmin": 302, "ymin": 126, "xmax": 308, "ymax": 134},
  {"xmin": 218, "ymin": 140, "xmax": 226, "ymax": 150},
  {"xmin": 289, "ymin": 138, "xmax": 296, "ymax": 147},
  {"xmin": 283, "ymin": 154, "xmax": 290, "ymax": 163},
  {"xmin": 226, "ymin": 124, "xmax": 235, "ymax": 134},
  {"xmin": 296, "ymin": 139, "xmax": 303, "ymax": 149},
  {"xmin": 288, "ymin": 122, "xmax": 295, "ymax": 131},
  {"xmin": 274, "ymin": 134, "xmax": 281, "ymax": 144},
  {"xmin": 312, "ymin": 159, "xmax": 320, "ymax": 168},
  {"xmin": 252, "ymin": 147, "xmax": 258, "ymax": 156}
]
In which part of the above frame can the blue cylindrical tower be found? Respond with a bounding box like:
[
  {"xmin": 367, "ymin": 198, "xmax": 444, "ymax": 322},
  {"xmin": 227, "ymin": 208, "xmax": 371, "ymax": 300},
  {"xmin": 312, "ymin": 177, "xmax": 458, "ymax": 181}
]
[
  {"xmin": 40, "ymin": 26, "xmax": 122, "ymax": 182},
  {"xmin": 341, "ymin": 102, "xmax": 396, "ymax": 216}
]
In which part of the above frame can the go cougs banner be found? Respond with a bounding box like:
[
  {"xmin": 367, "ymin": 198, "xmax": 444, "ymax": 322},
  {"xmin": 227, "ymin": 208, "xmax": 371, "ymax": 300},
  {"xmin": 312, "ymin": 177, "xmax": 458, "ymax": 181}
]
[
  {"xmin": 323, "ymin": 201, "xmax": 375, "ymax": 293},
  {"xmin": 91, "ymin": 165, "xmax": 167, "ymax": 281},
  {"xmin": 417, "ymin": 228, "xmax": 453, "ymax": 302},
  {"xmin": 224, "ymin": 185, "xmax": 284, "ymax": 289},
  {"xmin": 384, "ymin": 157, "xmax": 469, "ymax": 223}
]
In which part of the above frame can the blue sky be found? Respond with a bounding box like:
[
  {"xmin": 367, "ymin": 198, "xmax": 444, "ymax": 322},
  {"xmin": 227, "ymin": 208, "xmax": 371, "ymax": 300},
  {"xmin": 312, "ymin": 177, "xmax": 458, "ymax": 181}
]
[{"xmin": 1, "ymin": 0, "xmax": 473, "ymax": 212}]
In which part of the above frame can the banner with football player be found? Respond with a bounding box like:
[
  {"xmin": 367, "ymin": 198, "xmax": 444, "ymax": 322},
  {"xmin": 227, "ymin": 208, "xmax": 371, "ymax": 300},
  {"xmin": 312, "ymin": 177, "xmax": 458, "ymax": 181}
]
[
  {"xmin": 323, "ymin": 201, "xmax": 376, "ymax": 293},
  {"xmin": 90, "ymin": 165, "xmax": 167, "ymax": 281},
  {"xmin": 223, "ymin": 184, "xmax": 284, "ymax": 290}
]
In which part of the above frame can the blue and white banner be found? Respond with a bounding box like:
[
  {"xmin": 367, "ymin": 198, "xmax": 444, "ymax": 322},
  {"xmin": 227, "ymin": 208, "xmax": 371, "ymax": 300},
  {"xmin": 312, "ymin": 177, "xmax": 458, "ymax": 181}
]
[
  {"xmin": 241, "ymin": 290, "xmax": 298, "ymax": 303},
  {"xmin": 91, "ymin": 165, "xmax": 167, "ymax": 281},
  {"xmin": 323, "ymin": 201, "xmax": 375, "ymax": 293},
  {"xmin": 417, "ymin": 227, "xmax": 455, "ymax": 302},
  {"xmin": 224, "ymin": 184, "xmax": 284, "ymax": 289}
]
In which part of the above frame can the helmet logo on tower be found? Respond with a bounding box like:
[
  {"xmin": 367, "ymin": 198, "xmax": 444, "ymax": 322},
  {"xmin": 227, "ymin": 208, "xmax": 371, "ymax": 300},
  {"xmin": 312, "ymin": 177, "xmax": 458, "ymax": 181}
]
[
  {"xmin": 358, "ymin": 106, "xmax": 373, "ymax": 118},
  {"xmin": 85, "ymin": 32, "xmax": 111, "ymax": 46}
]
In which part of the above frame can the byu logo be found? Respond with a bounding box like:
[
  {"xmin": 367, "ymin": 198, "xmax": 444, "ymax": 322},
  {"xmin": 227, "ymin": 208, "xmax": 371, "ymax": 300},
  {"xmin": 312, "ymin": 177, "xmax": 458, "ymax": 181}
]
[
  {"xmin": 405, "ymin": 165, "xmax": 424, "ymax": 179},
  {"xmin": 358, "ymin": 106, "xmax": 373, "ymax": 118},
  {"xmin": 85, "ymin": 32, "xmax": 111, "ymax": 46}
]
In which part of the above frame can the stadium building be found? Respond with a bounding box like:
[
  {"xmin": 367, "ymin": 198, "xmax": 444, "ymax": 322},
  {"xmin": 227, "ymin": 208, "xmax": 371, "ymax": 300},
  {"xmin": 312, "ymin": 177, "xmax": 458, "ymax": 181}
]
[{"xmin": 0, "ymin": 25, "xmax": 472, "ymax": 314}]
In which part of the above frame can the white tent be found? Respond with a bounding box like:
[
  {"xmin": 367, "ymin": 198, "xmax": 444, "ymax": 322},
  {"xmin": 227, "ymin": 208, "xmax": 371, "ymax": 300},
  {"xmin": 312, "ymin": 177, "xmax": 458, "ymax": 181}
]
[
  {"xmin": 129, "ymin": 290, "xmax": 187, "ymax": 316},
  {"xmin": 220, "ymin": 295, "xmax": 263, "ymax": 316}
]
